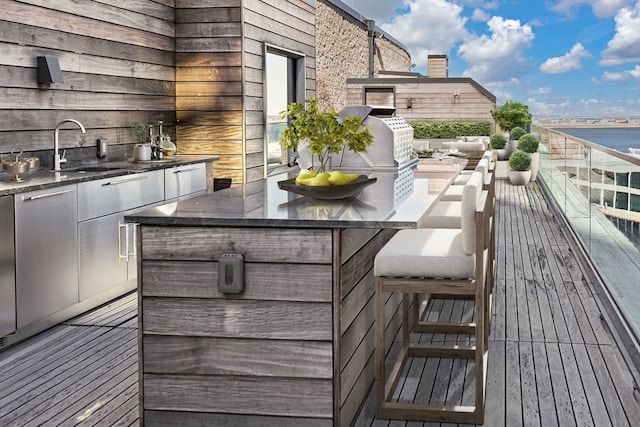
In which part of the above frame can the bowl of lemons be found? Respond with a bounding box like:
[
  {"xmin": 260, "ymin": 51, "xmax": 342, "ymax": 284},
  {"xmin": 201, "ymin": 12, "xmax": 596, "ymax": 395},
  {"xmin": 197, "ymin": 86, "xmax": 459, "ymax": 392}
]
[{"xmin": 278, "ymin": 169, "xmax": 377, "ymax": 200}]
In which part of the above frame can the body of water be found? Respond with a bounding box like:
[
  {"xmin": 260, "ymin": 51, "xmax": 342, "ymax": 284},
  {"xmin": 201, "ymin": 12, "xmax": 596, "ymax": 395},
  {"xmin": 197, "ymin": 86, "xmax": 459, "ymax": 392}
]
[{"xmin": 550, "ymin": 127, "xmax": 640, "ymax": 153}]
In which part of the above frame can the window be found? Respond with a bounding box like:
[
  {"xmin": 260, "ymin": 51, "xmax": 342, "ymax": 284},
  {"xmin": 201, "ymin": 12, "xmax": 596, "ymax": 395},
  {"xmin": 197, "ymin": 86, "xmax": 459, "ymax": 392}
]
[
  {"xmin": 364, "ymin": 87, "xmax": 395, "ymax": 107},
  {"xmin": 264, "ymin": 45, "xmax": 305, "ymax": 175}
]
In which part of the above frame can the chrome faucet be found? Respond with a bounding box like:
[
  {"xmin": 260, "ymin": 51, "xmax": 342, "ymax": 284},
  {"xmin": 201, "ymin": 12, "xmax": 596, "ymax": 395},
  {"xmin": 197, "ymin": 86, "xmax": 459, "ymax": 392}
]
[{"xmin": 53, "ymin": 119, "xmax": 86, "ymax": 171}]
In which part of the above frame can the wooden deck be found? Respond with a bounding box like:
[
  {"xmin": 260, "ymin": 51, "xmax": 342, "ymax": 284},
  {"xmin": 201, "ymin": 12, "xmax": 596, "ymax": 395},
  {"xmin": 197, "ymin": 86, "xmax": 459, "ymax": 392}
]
[{"xmin": 2, "ymin": 180, "xmax": 640, "ymax": 426}]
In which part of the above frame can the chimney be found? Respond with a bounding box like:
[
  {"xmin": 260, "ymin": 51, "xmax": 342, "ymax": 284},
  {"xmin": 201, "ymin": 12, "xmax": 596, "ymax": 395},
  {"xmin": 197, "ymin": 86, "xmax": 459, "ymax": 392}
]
[{"xmin": 427, "ymin": 55, "xmax": 448, "ymax": 78}]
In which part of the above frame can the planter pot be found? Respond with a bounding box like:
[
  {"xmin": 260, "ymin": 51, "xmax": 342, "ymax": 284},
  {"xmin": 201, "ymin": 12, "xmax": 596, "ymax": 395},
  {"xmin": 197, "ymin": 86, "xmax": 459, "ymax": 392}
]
[
  {"xmin": 509, "ymin": 140, "xmax": 519, "ymax": 153},
  {"xmin": 508, "ymin": 169, "xmax": 531, "ymax": 186},
  {"xmin": 529, "ymin": 152, "xmax": 539, "ymax": 181},
  {"xmin": 492, "ymin": 148, "xmax": 508, "ymax": 161}
]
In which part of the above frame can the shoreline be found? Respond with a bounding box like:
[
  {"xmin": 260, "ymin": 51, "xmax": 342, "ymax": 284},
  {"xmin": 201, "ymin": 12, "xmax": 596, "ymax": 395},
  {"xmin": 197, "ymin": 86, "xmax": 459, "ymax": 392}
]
[{"xmin": 535, "ymin": 122, "xmax": 640, "ymax": 129}]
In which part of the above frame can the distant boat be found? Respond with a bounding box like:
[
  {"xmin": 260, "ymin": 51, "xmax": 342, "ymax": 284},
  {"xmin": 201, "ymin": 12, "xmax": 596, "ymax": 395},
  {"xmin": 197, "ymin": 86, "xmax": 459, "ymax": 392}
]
[{"xmin": 628, "ymin": 147, "xmax": 640, "ymax": 157}]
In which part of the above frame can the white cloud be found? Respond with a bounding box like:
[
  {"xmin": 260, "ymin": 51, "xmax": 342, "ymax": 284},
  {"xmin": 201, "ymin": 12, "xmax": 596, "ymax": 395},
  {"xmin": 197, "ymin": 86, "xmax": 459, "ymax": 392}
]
[
  {"xmin": 629, "ymin": 64, "xmax": 640, "ymax": 78},
  {"xmin": 380, "ymin": 0, "xmax": 469, "ymax": 66},
  {"xmin": 530, "ymin": 87, "xmax": 553, "ymax": 94},
  {"xmin": 471, "ymin": 8, "xmax": 490, "ymax": 21},
  {"xmin": 458, "ymin": 16, "xmax": 535, "ymax": 84},
  {"xmin": 540, "ymin": 43, "xmax": 591, "ymax": 73},
  {"xmin": 550, "ymin": 0, "xmax": 634, "ymax": 18},
  {"xmin": 600, "ymin": 2, "xmax": 640, "ymax": 66},
  {"xmin": 601, "ymin": 64, "xmax": 640, "ymax": 80},
  {"xmin": 601, "ymin": 70, "xmax": 627, "ymax": 80}
]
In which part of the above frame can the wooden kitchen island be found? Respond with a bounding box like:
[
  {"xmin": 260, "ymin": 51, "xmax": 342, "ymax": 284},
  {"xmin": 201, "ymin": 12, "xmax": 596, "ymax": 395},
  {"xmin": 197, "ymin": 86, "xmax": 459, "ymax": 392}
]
[{"xmin": 126, "ymin": 163, "xmax": 460, "ymax": 426}]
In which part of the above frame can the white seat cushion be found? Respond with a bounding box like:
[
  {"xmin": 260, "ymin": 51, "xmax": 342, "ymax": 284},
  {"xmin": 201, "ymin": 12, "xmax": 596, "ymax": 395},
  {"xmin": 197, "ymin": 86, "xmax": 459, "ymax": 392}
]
[
  {"xmin": 421, "ymin": 201, "xmax": 462, "ymax": 228},
  {"xmin": 453, "ymin": 172, "xmax": 473, "ymax": 185},
  {"xmin": 374, "ymin": 228, "xmax": 475, "ymax": 278},
  {"xmin": 442, "ymin": 140, "xmax": 485, "ymax": 152},
  {"xmin": 441, "ymin": 184, "xmax": 464, "ymax": 201}
]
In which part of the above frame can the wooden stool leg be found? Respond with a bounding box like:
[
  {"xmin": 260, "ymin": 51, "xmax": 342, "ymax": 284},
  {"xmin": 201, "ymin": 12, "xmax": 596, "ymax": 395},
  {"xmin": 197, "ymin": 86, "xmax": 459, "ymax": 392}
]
[{"xmin": 375, "ymin": 278, "xmax": 386, "ymax": 417}]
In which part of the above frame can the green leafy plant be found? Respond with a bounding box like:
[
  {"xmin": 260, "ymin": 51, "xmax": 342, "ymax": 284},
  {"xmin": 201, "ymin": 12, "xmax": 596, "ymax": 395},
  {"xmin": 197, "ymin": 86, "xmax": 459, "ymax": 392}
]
[
  {"xmin": 280, "ymin": 98, "xmax": 373, "ymax": 173},
  {"xmin": 508, "ymin": 150, "xmax": 531, "ymax": 171},
  {"xmin": 517, "ymin": 133, "xmax": 540, "ymax": 153},
  {"xmin": 509, "ymin": 126, "xmax": 526, "ymax": 141},
  {"xmin": 491, "ymin": 100, "xmax": 531, "ymax": 132},
  {"xmin": 129, "ymin": 120, "xmax": 149, "ymax": 143},
  {"xmin": 410, "ymin": 121, "xmax": 492, "ymax": 138},
  {"xmin": 489, "ymin": 133, "xmax": 507, "ymax": 149}
]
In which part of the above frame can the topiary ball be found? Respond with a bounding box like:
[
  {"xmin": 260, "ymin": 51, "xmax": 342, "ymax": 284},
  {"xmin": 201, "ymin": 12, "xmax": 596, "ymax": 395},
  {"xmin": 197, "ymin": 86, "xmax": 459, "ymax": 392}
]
[
  {"xmin": 517, "ymin": 133, "xmax": 539, "ymax": 153},
  {"xmin": 489, "ymin": 133, "xmax": 507, "ymax": 149},
  {"xmin": 508, "ymin": 150, "xmax": 531, "ymax": 171},
  {"xmin": 510, "ymin": 127, "xmax": 526, "ymax": 141}
]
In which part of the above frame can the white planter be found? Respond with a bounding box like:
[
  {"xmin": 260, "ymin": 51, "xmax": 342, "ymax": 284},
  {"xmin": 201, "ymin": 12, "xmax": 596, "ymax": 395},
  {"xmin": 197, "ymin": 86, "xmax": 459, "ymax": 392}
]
[
  {"xmin": 492, "ymin": 148, "xmax": 508, "ymax": 161},
  {"xmin": 508, "ymin": 169, "xmax": 531, "ymax": 186},
  {"xmin": 529, "ymin": 152, "xmax": 539, "ymax": 182},
  {"xmin": 509, "ymin": 140, "xmax": 519, "ymax": 156}
]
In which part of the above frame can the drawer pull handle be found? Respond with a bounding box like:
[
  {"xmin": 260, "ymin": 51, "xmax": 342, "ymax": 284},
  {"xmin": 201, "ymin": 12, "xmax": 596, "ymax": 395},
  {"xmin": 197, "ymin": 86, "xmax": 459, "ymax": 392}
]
[
  {"xmin": 173, "ymin": 167, "xmax": 199, "ymax": 174},
  {"xmin": 26, "ymin": 189, "xmax": 73, "ymax": 201},
  {"xmin": 102, "ymin": 175, "xmax": 148, "ymax": 186}
]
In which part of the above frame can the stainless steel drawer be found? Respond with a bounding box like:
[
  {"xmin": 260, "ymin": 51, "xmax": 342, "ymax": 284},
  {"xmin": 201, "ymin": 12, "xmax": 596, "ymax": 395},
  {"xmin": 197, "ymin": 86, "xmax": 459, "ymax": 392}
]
[
  {"xmin": 164, "ymin": 162, "xmax": 206, "ymax": 200},
  {"xmin": 77, "ymin": 170, "xmax": 164, "ymax": 221}
]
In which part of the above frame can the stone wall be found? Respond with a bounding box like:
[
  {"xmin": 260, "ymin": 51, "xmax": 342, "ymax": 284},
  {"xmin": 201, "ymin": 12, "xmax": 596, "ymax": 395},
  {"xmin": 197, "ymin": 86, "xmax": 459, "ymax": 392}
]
[{"xmin": 316, "ymin": 1, "xmax": 411, "ymax": 111}]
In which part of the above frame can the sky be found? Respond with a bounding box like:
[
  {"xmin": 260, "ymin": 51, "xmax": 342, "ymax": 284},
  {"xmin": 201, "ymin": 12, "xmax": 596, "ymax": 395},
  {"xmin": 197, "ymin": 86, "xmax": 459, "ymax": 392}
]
[{"xmin": 341, "ymin": 0, "xmax": 640, "ymax": 119}]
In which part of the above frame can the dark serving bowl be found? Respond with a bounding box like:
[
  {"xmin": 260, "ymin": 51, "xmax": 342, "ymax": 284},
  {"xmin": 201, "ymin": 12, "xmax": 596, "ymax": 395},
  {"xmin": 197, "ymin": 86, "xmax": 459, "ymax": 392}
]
[{"xmin": 278, "ymin": 175, "xmax": 377, "ymax": 200}]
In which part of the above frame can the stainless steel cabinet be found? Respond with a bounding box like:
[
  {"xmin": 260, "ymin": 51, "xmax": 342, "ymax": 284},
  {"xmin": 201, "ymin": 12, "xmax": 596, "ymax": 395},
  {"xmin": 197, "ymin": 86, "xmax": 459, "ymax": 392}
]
[
  {"xmin": 14, "ymin": 185, "xmax": 78, "ymax": 329},
  {"xmin": 0, "ymin": 195, "xmax": 15, "ymax": 337},
  {"xmin": 78, "ymin": 170, "xmax": 164, "ymax": 301},
  {"xmin": 164, "ymin": 162, "xmax": 206, "ymax": 200}
]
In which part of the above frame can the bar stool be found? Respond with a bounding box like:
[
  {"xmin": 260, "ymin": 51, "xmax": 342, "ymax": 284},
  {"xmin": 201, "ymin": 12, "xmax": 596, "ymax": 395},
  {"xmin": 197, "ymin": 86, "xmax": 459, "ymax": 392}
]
[
  {"xmin": 441, "ymin": 155, "xmax": 492, "ymax": 201},
  {"xmin": 373, "ymin": 173, "xmax": 491, "ymax": 424},
  {"xmin": 417, "ymin": 172, "xmax": 495, "ymax": 332}
]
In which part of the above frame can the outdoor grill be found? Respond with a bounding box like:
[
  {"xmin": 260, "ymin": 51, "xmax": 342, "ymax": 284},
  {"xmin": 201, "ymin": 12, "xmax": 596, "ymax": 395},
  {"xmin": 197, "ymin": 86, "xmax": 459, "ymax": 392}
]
[
  {"xmin": 332, "ymin": 106, "xmax": 417, "ymax": 208},
  {"xmin": 331, "ymin": 105, "xmax": 416, "ymax": 170}
]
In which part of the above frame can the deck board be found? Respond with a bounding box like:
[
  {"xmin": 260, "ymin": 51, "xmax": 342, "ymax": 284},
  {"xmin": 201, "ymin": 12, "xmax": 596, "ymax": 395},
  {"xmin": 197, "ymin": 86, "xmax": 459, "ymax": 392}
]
[{"xmin": 1, "ymin": 180, "xmax": 640, "ymax": 426}]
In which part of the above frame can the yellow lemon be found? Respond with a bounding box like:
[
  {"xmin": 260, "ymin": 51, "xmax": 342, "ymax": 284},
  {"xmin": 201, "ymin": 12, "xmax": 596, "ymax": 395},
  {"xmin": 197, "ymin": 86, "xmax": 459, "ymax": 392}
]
[
  {"xmin": 329, "ymin": 173, "xmax": 360, "ymax": 185},
  {"xmin": 295, "ymin": 169, "xmax": 317, "ymax": 184}
]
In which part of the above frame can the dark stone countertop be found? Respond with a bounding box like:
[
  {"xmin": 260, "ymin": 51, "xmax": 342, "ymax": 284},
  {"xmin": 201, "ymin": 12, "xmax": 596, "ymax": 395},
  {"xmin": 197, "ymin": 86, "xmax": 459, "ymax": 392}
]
[
  {"xmin": 0, "ymin": 155, "xmax": 218, "ymax": 197},
  {"xmin": 125, "ymin": 163, "xmax": 459, "ymax": 229}
]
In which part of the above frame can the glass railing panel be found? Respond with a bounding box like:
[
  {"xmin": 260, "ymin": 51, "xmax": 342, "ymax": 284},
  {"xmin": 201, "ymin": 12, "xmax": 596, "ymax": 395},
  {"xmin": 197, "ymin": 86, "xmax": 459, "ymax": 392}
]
[{"xmin": 534, "ymin": 125, "xmax": 640, "ymax": 339}]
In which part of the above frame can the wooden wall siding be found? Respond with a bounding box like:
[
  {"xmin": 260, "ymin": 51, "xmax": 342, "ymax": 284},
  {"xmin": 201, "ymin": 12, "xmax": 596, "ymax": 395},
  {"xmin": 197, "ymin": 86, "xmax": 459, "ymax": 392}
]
[
  {"xmin": 0, "ymin": 0, "xmax": 177, "ymax": 157},
  {"xmin": 138, "ymin": 223, "xmax": 401, "ymax": 425},
  {"xmin": 346, "ymin": 78, "xmax": 496, "ymax": 125},
  {"xmin": 139, "ymin": 225, "xmax": 334, "ymax": 424},
  {"xmin": 243, "ymin": 0, "xmax": 316, "ymax": 183},
  {"xmin": 174, "ymin": 1, "xmax": 244, "ymax": 182}
]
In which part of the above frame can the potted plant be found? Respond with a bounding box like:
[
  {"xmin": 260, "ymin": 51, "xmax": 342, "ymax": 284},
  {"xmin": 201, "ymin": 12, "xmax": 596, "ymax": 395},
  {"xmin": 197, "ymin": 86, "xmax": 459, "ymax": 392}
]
[
  {"xmin": 489, "ymin": 133, "xmax": 508, "ymax": 160},
  {"xmin": 517, "ymin": 133, "xmax": 540, "ymax": 182},
  {"xmin": 508, "ymin": 126, "xmax": 526, "ymax": 155},
  {"xmin": 129, "ymin": 120, "xmax": 150, "ymax": 144},
  {"xmin": 280, "ymin": 98, "xmax": 373, "ymax": 174},
  {"xmin": 509, "ymin": 126, "xmax": 526, "ymax": 141},
  {"xmin": 507, "ymin": 150, "xmax": 532, "ymax": 185},
  {"xmin": 491, "ymin": 100, "xmax": 532, "ymax": 134}
]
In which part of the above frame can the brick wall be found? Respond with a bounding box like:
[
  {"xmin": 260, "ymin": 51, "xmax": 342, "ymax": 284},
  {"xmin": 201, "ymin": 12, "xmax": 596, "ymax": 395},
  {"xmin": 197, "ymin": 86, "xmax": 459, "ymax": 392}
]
[{"xmin": 316, "ymin": 1, "xmax": 411, "ymax": 111}]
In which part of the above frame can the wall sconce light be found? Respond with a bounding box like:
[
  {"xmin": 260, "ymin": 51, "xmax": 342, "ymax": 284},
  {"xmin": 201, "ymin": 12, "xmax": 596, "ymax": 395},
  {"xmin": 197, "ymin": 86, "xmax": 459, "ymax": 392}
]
[
  {"xmin": 407, "ymin": 99, "xmax": 412, "ymax": 109},
  {"xmin": 37, "ymin": 56, "xmax": 64, "ymax": 84}
]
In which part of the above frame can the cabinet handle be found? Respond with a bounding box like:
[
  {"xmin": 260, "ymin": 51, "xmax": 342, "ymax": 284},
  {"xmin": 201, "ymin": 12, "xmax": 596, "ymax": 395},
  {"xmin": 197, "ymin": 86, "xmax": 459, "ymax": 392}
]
[
  {"xmin": 173, "ymin": 167, "xmax": 199, "ymax": 174},
  {"xmin": 118, "ymin": 222, "xmax": 127, "ymax": 262},
  {"xmin": 25, "ymin": 189, "xmax": 73, "ymax": 201},
  {"xmin": 102, "ymin": 175, "xmax": 148, "ymax": 186}
]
